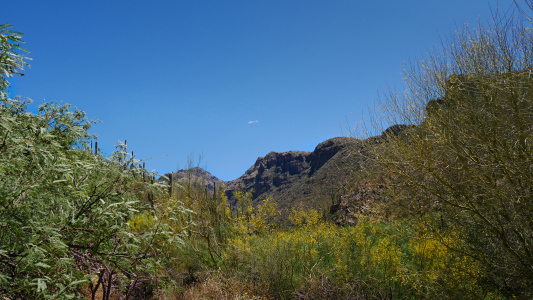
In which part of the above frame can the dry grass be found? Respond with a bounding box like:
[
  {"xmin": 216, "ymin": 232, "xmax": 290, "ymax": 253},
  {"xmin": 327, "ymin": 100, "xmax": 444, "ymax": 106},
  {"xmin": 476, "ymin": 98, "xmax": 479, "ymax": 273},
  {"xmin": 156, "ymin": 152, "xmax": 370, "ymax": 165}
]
[{"xmin": 154, "ymin": 271, "xmax": 271, "ymax": 300}]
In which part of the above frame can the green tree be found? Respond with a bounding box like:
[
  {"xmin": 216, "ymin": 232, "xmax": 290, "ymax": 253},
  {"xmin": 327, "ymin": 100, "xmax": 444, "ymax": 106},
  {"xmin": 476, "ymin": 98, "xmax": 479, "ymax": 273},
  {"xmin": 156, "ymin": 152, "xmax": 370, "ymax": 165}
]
[
  {"xmin": 0, "ymin": 25, "xmax": 187, "ymax": 299},
  {"xmin": 364, "ymin": 2, "xmax": 533, "ymax": 297},
  {"xmin": 0, "ymin": 24, "xmax": 30, "ymax": 99}
]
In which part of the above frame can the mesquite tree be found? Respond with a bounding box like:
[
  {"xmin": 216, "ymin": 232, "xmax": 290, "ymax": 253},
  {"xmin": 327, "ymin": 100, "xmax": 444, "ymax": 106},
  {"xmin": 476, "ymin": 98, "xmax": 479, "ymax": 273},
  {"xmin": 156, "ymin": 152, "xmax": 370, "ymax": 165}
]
[{"xmin": 0, "ymin": 25, "xmax": 187, "ymax": 299}]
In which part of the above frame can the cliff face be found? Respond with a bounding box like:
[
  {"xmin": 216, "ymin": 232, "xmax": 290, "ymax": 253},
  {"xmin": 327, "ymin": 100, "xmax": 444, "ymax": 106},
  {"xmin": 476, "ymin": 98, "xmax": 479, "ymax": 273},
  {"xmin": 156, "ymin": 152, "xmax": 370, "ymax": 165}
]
[
  {"xmin": 225, "ymin": 137, "xmax": 364, "ymax": 209},
  {"xmin": 232, "ymin": 150, "xmax": 310, "ymax": 196}
]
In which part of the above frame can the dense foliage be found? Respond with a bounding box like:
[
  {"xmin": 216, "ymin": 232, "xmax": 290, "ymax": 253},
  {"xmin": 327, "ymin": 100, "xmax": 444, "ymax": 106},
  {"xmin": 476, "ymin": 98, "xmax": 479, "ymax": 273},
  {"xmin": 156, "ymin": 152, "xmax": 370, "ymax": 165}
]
[
  {"xmin": 0, "ymin": 25, "xmax": 187, "ymax": 299},
  {"xmin": 365, "ymin": 3, "xmax": 533, "ymax": 298}
]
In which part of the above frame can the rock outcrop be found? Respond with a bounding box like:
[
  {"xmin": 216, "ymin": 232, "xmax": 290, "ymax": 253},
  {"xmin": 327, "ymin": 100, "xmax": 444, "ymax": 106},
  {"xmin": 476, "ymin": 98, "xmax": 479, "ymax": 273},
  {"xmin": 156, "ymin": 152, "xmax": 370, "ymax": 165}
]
[
  {"xmin": 224, "ymin": 137, "xmax": 364, "ymax": 209},
  {"xmin": 330, "ymin": 179, "xmax": 386, "ymax": 225}
]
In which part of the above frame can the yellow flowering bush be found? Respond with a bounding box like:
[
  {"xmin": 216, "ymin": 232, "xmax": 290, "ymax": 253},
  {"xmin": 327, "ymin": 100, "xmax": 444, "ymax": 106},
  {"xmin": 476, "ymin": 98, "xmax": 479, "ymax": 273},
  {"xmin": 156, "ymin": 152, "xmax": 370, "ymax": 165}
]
[
  {"xmin": 405, "ymin": 221, "xmax": 483, "ymax": 298},
  {"xmin": 224, "ymin": 211, "xmax": 486, "ymax": 299}
]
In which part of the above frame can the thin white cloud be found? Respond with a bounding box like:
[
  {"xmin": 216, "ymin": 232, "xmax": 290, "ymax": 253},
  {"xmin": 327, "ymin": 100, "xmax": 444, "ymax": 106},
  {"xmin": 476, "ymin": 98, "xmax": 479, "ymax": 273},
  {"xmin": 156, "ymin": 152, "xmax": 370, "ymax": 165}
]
[{"xmin": 248, "ymin": 120, "xmax": 259, "ymax": 124}]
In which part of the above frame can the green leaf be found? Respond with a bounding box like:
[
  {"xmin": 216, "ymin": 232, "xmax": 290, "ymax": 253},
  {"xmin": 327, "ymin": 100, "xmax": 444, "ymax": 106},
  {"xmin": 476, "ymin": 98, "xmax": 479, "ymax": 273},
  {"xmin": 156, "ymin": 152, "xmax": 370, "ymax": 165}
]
[
  {"xmin": 36, "ymin": 278, "xmax": 47, "ymax": 292},
  {"xmin": 34, "ymin": 262, "xmax": 51, "ymax": 268}
]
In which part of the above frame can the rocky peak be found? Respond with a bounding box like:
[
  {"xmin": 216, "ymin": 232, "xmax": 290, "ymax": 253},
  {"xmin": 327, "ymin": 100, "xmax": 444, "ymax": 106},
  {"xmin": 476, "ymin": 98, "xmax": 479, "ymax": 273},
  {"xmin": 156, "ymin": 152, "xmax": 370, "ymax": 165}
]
[{"xmin": 225, "ymin": 137, "xmax": 359, "ymax": 204}]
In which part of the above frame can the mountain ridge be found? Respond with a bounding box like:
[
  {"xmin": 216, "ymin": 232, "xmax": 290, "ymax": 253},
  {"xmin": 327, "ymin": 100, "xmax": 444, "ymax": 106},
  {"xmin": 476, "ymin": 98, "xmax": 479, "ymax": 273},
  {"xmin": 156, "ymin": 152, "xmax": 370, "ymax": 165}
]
[{"xmin": 224, "ymin": 136, "xmax": 367, "ymax": 210}]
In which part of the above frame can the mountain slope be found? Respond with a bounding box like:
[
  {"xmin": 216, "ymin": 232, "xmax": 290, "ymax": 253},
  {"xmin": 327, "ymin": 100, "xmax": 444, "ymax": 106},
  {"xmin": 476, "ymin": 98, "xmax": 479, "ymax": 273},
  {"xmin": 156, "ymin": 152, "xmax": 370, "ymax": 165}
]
[{"xmin": 225, "ymin": 137, "xmax": 369, "ymax": 210}]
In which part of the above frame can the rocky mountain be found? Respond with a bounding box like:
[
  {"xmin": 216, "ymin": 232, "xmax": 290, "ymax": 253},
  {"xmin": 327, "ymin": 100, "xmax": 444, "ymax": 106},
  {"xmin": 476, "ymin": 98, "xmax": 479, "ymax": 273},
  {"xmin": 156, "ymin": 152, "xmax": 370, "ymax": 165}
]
[
  {"xmin": 224, "ymin": 137, "xmax": 372, "ymax": 211},
  {"xmin": 162, "ymin": 128, "xmax": 407, "ymax": 221},
  {"xmin": 163, "ymin": 167, "xmax": 224, "ymax": 192}
]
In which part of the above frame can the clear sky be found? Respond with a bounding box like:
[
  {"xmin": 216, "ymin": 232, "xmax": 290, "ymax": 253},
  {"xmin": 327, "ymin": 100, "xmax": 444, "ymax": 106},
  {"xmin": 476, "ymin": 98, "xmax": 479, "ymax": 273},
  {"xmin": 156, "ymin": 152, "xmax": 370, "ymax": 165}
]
[{"xmin": 3, "ymin": 0, "xmax": 506, "ymax": 180}]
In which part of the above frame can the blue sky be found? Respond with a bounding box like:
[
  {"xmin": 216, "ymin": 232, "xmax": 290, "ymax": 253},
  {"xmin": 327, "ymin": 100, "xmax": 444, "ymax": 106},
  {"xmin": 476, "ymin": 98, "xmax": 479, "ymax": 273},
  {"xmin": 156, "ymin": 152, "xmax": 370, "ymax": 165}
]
[{"xmin": 3, "ymin": 0, "xmax": 504, "ymax": 180}]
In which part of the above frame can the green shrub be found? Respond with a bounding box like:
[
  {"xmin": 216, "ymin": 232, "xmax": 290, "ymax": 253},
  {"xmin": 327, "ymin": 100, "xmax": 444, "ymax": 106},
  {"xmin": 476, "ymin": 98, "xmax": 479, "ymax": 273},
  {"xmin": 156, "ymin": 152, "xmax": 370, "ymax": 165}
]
[{"xmin": 0, "ymin": 25, "xmax": 189, "ymax": 299}]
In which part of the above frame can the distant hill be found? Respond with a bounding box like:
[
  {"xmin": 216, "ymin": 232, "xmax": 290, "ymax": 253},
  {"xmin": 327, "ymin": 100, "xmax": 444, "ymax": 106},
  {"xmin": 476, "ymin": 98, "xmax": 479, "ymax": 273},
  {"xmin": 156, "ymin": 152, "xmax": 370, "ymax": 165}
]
[{"xmin": 162, "ymin": 167, "xmax": 224, "ymax": 192}]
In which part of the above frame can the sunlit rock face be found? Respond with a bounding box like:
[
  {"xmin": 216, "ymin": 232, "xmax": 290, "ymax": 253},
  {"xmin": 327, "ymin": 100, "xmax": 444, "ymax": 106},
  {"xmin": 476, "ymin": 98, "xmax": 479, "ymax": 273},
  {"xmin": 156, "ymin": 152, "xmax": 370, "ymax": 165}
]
[{"xmin": 224, "ymin": 137, "xmax": 361, "ymax": 208}]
